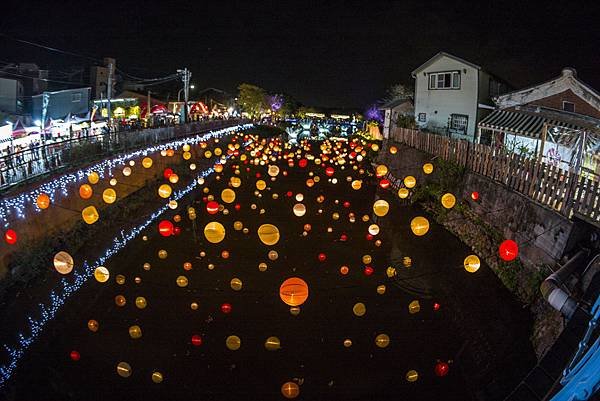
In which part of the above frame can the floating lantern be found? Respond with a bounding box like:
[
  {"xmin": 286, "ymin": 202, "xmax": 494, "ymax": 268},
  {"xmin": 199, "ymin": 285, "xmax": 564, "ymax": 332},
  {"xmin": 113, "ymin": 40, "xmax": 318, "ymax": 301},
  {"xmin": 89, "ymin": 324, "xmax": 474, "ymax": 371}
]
[
  {"xmin": 258, "ymin": 262, "xmax": 268, "ymax": 272},
  {"xmin": 115, "ymin": 295, "xmax": 126, "ymax": 307},
  {"xmin": 88, "ymin": 171, "xmax": 100, "ymax": 184},
  {"xmin": 230, "ymin": 278, "xmax": 243, "ymax": 291},
  {"xmin": 464, "ymin": 255, "xmax": 481, "ymax": 273},
  {"xmin": 389, "ymin": 146, "xmax": 398, "ymax": 154},
  {"xmin": 206, "ymin": 201, "xmax": 219, "ymax": 215},
  {"xmin": 79, "ymin": 184, "xmax": 93, "ymax": 199},
  {"xmin": 226, "ymin": 335, "xmax": 241, "ymax": 350},
  {"xmin": 368, "ymin": 224, "xmax": 380, "ymax": 236},
  {"xmin": 471, "ymin": 191, "xmax": 479, "ymax": 201},
  {"xmin": 318, "ymin": 253, "xmax": 327, "ymax": 262},
  {"xmin": 343, "ymin": 339, "xmax": 353, "ymax": 347},
  {"xmin": 230, "ymin": 176, "xmax": 242, "ymax": 187},
  {"xmin": 435, "ymin": 361, "xmax": 450, "ymax": 377},
  {"xmin": 191, "ymin": 334, "xmax": 202, "ymax": 346},
  {"xmin": 82, "ymin": 206, "xmax": 99, "ymax": 224},
  {"xmin": 386, "ymin": 267, "xmax": 396, "ymax": 277},
  {"xmin": 102, "ymin": 188, "xmax": 117, "ymax": 204},
  {"xmin": 373, "ymin": 199, "xmax": 390, "ymax": 217},
  {"xmin": 441, "ymin": 193, "xmax": 456, "ymax": 209},
  {"xmin": 158, "ymin": 184, "xmax": 172, "ymax": 198},
  {"xmin": 379, "ymin": 178, "xmax": 391, "ymax": 189},
  {"xmin": 54, "ymin": 251, "xmax": 74, "ymax": 274},
  {"xmin": 110, "ymin": 178, "xmax": 117, "ymax": 186},
  {"xmin": 176, "ymin": 276, "xmax": 189, "ymax": 287},
  {"xmin": 423, "ymin": 163, "xmax": 434, "ymax": 174},
  {"xmin": 406, "ymin": 370, "xmax": 419, "ymax": 382},
  {"xmin": 204, "ymin": 222, "xmax": 226, "ymax": 243},
  {"xmin": 279, "ymin": 277, "xmax": 309, "ymax": 306},
  {"xmin": 268, "ymin": 165, "xmax": 280, "ymax": 177},
  {"xmin": 256, "ymin": 180, "xmax": 267, "ymax": 190},
  {"xmin": 158, "ymin": 249, "xmax": 168, "ymax": 259},
  {"xmin": 221, "ymin": 303, "xmax": 232, "ymax": 314},
  {"xmin": 87, "ymin": 319, "xmax": 99, "ymax": 332},
  {"xmin": 325, "ymin": 166, "xmax": 335, "ymax": 177},
  {"xmin": 293, "ymin": 203, "xmax": 306, "ymax": 217},
  {"xmin": 281, "ymin": 382, "xmax": 300, "ymax": 399},
  {"xmin": 122, "ymin": 167, "xmax": 132, "ymax": 177},
  {"xmin": 351, "ymin": 180, "xmax": 362, "ymax": 190},
  {"xmin": 70, "ymin": 350, "xmax": 80, "ymax": 361},
  {"xmin": 37, "ymin": 193, "xmax": 50, "ymax": 209},
  {"xmin": 404, "ymin": 176, "xmax": 416, "ymax": 188},
  {"xmin": 410, "ymin": 216, "xmax": 429, "ymax": 236},
  {"xmin": 221, "ymin": 188, "xmax": 236, "ymax": 203},
  {"xmin": 375, "ymin": 334, "xmax": 390, "ymax": 348},
  {"xmin": 151, "ymin": 371, "xmax": 163, "ymax": 383},
  {"xmin": 142, "ymin": 157, "xmax": 153, "ymax": 168},
  {"xmin": 116, "ymin": 362, "xmax": 132, "ymax": 378},
  {"xmin": 168, "ymin": 173, "xmax": 179, "ymax": 184},
  {"xmin": 4, "ymin": 229, "xmax": 17, "ymax": 245},
  {"xmin": 340, "ymin": 266, "xmax": 349, "ymax": 275},
  {"xmin": 375, "ymin": 164, "xmax": 388, "ymax": 178},
  {"xmin": 129, "ymin": 325, "xmax": 142, "ymax": 339},
  {"xmin": 268, "ymin": 250, "xmax": 278, "ymax": 260},
  {"xmin": 353, "ymin": 302, "xmax": 366, "ymax": 316},
  {"xmin": 135, "ymin": 297, "xmax": 147, "ymax": 309},
  {"xmin": 398, "ymin": 188, "xmax": 409, "ymax": 199},
  {"xmin": 264, "ymin": 336, "xmax": 281, "ymax": 351},
  {"xmin": 377, "ymin": 285, "xmax": 386, "ymax": 294},
  {"xmin": 183, "ymin": 151, "xmax": 191, "ymax": 160},
  {"xmin": 94, "ymin": 266, "xmax": 110, "ymax": 283},
  {"xmin": 257, "ymin": 224, "xmax": 280, "ymax": 245},
  {"xmin": 409, "ymin": 300, "xmax": 421, "ymax": 314},
  {"xmin": 158, "ymin": 220, "xmax": 174, "ymax": 236},
  {"xmin": 499, "ymin": 240, "xmax": 518, "ymax": 261}
]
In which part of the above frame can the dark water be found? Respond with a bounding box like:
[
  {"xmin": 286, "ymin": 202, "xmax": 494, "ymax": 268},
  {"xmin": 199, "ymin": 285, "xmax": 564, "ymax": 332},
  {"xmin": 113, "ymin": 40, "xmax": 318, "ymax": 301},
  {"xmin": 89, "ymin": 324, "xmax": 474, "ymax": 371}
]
[{"xmin": 4, "ymin": 138, "xmax": 534, "ymax": 401}]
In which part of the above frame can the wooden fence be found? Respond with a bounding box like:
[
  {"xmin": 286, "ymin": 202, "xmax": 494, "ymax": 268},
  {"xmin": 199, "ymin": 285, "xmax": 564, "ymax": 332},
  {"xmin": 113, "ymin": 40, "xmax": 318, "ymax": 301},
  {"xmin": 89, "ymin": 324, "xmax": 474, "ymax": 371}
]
[{"xmin": 389, "ymin": 127, "xmax": 600, "ymax": 223}]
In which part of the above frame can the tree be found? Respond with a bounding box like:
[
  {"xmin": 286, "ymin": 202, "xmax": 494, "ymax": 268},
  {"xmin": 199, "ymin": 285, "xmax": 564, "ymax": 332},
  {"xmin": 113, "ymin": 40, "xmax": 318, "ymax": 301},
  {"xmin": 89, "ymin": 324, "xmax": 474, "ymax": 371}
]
[
  {"xmin": 237, "ymin": 83, "xmax": 267, "ymax": 117},
  {"xmin": 383, "ymin": 83, "xmax": 414, "ymax": 103}
]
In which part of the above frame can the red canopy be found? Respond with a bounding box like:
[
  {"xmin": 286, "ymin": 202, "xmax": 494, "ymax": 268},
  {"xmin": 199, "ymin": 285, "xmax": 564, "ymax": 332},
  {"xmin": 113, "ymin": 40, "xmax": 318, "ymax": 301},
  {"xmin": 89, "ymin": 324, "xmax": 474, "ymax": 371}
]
[{"xmin": 141, "ymin": 104, "xmax": 167, "ymax": 118}]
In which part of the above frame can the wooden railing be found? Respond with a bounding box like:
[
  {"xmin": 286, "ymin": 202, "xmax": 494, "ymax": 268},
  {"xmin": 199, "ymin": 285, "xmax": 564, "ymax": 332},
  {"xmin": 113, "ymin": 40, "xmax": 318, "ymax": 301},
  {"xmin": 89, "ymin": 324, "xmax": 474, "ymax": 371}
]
[{"xmin": 389, "ymin": 127, "xmax": 600, "ymax": 223}]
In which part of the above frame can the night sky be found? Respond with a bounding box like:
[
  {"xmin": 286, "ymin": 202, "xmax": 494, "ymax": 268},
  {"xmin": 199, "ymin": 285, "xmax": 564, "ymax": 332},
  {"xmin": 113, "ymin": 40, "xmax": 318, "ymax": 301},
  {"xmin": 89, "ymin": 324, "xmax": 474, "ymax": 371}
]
[{"xmin": 2, "ymin": 0, "xmax": 600, "ymax": 108}]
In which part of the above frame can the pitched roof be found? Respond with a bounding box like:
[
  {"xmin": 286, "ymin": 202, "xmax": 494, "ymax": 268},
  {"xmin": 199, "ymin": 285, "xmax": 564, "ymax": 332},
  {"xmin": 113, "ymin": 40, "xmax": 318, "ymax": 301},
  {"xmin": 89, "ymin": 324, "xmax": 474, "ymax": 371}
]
[
  {"xmin": 411, "ymin": 51, "xmax": 481, "ymax": 76},
  {"xmin": 495, "ymin": 68, "xmax": 600, "ymax": 112}
]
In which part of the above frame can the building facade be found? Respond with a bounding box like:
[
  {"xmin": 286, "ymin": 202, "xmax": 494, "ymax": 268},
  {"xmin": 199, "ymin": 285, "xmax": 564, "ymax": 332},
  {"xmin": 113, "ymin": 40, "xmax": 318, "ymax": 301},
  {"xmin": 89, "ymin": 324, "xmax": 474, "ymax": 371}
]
[
  {"xmin": 0, "ymin": 78, "xmax": 25, "ymax": 114},
  {"xmin": 412, "ymin": 52, "xmax": 509, "ymax": 141},
  {"xmin": 32, "ymin": 87, "xmax": 91, "ymax": 121},
  {"xmin": 379, "ymin": 98, "xmax": 414, "ymax": 138}
]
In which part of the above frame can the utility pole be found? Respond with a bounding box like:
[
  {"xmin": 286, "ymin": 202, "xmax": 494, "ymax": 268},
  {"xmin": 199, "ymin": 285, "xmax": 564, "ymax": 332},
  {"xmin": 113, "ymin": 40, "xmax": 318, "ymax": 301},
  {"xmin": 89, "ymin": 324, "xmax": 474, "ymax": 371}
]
[
  {"xmin": 107, "ymin": 60, "xmax": 114, "ymax": 127},
  {"xmin": 147, "ymin": 90, "xmax": 152, "ymax": 127},
  {"xmin": 177, "ymin": 68, "xmax": 191, "ymax": 123}
]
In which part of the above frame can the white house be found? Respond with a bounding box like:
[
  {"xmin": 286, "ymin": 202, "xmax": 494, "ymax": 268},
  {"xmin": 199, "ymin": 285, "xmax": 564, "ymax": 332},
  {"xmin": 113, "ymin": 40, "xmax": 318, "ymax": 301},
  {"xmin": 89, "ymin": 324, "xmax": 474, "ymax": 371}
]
[
  {"xmin": 411, "ymin": 52, "xmax": 509, "ymax": 141},
  {"xmin": 379, "ymin": 98, "xmax": 414, "ymax": 138}
]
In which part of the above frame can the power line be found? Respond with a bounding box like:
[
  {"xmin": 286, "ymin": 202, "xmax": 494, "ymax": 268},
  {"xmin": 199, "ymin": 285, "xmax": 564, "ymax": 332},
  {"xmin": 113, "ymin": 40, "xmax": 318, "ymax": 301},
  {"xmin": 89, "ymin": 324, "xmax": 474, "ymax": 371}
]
[{"xmin": 0, "ymin": 70, "xmax": 88, "ymax": 86}]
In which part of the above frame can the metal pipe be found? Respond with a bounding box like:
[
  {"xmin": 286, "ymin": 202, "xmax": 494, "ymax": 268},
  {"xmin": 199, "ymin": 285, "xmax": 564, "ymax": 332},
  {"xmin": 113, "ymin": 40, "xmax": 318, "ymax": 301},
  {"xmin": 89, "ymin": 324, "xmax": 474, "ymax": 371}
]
[{"xmin": 541, "ymin": 249, "xmax": 590, "ymax": 320}]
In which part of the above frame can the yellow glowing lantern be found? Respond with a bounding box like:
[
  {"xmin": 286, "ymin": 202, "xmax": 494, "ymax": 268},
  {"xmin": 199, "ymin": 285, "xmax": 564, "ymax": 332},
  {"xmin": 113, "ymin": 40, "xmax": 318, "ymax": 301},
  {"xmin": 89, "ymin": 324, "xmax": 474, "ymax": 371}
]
[
  {"xmin": 116, "ymin": 274, "xmax": 125, "ymax": 284},
  {"xmin": 292, "ymin": 203, "xmax": 306, "ymax": 217},
  {"xmin": 182, "ymin": 144, "xmax": 191, "ymax": 152},
  {"xmin": 135, "ymin": 296, "xmax": 147, "ymax": 309},
  {"xmin": 410, "ymin": 216, "xmax": 429, "ymax": 236},
  {"xmin": 268, "ymin": 165, "xmax": 280, "ymax": 177},
  {"xmin": 353, "ymin": 302, "xmax": 366, "ymax": 316},
  {"xmin": 423, "ymin": 163, "xmax": 434, "ymax": 174},
  {"xmin": 343, "ymin": 339, "xmax": 353, "ymax": 347},
  {"xmin": 377, "ymin": 285, "xmax": 386, "ymax": 294},
  {"xmin": 36, "ymin": 193, "xmax": 50, "ymax": 209},
  {"xmin": 404, "ymin": 176, "xmax": 416, "ymax": 188},
  {"xmin": 176, "ymin": 275, "xmax": 188, "ymax": 287},
  {"xmin": 204, "ymin": 222, "xmax": 226, "ymax": 243},
  {"xmin": 158, "ymin": 184, "xmax": 172, "ymax": 198},
  {"xmin": 122, "ymin": 166, "xmax": 132, "ymax": 177},
  {"xmin": 441, "ymin": 193, "xmax": 456, "ymax": 209},
  {"xmin": 115, "ymin": 295, "xmax": 126, "ymax": 307},
  {"xmin": 258, "ymin": 224, "xmax": 280, "ymax": 245},
  {"xmin": 409, "ymin": 300, "xmax": 421, "ymax": 314},
  {"xmin": 406, "ymin": 370, "xmax": 419, "ymax": 382},
  {"xmin": 281, "ymin": 382, "xmax": 300, "ymax": 399},
  {"xmin": 102, "ymin": 188, "xmax": 117, "ymax": 204},
  {"xmin": 386, "ymin": 267, "xmax": 397, "ymax": 277},
  {"xmin": 389, "ymin": 146, "xmax": 398, "ymax": 154},
  {"xmin": 306, "ymin": 178, "xmax": 315, "ymax": 187},
  {"xmin": 362, "ymin": 254, "xmax": 372, "ymax": 264},
  {"xmin": 268, "ymin": 250, "xmax": 279, "ymax": 260},
  {"xmin": 158, "ymin": 249, "xmax": 168, "ymax": 259},
  {"xmin": 79, "ymin": 184, "xmax": 93, "ymax": 199},
  {"xmin": 351, "ymin": 180, "xmax": 362, "ymax": 190},
  {"xmin": 82, "ymin": 206, "xmax": 99, "ymax": 224},
  {"xmin": 221, "ymin": 188, "xmax": 236, "ymax": 203},
  {"xmin": 87, "ymin": 319, "xmax": 99, "ymax": 332},
  {"xmin": 129, "ymin": 325, "xmax": 142, "ymax": 339},
  {"xmin": 54, "ymin": 251, "xmax": 74, "ymax": 274},
  {"xmin": 230, "ymin": 278, "xmax": 243, "ymax": 291},
  {"xmin": 373, "ymin": 199, "xmax": 390, "ymax": 217},
  {"xmin": 214, "ymin": 163, "xmax": 224, "ymax": 173},
  {"xmin": 233, "ymin": 221, "xmax": 243, "ymax": 231},
  {"xmin": 256, "ymin": 180, "xmax": 267, "ymax": 190},
  {"xmin": 230, "ymin": 176, "xmax": 242, "ymax": 188},
  {"xmin": 94, "ymin": 266, "xmax": 110, "ymax": 283},
  {"xmin": 116, "ymin": 362, "xmax": 132, "ymax": 378},
  {"xmin": 183, "ymin": 151, "xmax": 191, "ymax": 160},
  {"xmin": 398, "ymin": 188, "xmax": 409, "ymax": 199},
  {"xmin": 368, "ymin": 224, "xmax": 380, "ymax": 235},
  {"xmin": 375, "ymin": 164, "xmax": 388, "ymax": 177},
  {"xmin": 375, "ymin": 334, "xmax": 390, "ymax": 348},
  {"xmin": 151, "ymin": 371, "xmax": 163, "ymax": 383},
  {"xmin": 464, "ymin": 255, "xmax": 481, "ymax": 273},
  {"xmin": 142, "ymin": 157, "xmax": 153, "ymax": 168},
  {"xmin": 88, "ymin": 171, "xmax": 99, "ymax": 184},
  {"xmin": 226, "ymin": 335, "xmax": 241, "ymax": 350},
  {"xmin": 264, "ymin": 336, "xmax": 281, "ymax": 351}
]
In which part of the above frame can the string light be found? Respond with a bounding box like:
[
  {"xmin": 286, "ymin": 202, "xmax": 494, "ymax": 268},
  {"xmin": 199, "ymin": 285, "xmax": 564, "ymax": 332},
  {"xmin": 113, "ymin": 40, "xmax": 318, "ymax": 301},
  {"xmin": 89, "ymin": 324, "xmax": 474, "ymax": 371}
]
[
  {"xmin": 0, "ymin": 124, "xmax": 252, "ymax": 227},
  {"xmin": 0, "ymin": 132, "xmax": 253, "ymax": 388}
]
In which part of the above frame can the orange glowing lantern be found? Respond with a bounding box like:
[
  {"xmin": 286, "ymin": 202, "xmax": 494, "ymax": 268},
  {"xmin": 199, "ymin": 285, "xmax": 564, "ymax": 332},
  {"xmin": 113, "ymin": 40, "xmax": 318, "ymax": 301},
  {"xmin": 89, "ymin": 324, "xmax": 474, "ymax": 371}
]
[{"xmin": 279, "ymin": 277, "xmax": 309, "ymax": 306}]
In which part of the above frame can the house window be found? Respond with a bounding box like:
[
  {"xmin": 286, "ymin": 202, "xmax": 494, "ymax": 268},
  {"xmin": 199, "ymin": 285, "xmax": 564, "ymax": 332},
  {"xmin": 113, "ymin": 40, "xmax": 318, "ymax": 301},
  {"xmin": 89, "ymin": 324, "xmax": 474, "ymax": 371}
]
[
  {"xmin": 428, "ymin": 71, "xmax": 461, "ymax": 89},
  {"xmin": 449, "ymin": 114, "xmax": 468, "ymax": 134},
  {"xmin": 562, "ymin": 101, "xmax": 575, "ymax": 112},
  {"xmin": 72, "ymin": 93, "xmax": 82, "ymax": 102},
  {"xmin": 418, "ymin": 113, "xmax": 426, "ymax": 122}
]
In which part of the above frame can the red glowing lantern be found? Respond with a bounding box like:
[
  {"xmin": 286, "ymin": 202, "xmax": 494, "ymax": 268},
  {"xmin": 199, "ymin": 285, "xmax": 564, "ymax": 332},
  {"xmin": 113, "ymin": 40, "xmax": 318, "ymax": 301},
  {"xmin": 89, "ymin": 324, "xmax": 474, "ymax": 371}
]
[
  {"xmin": 221, "ymin": 303, "xmax": 232, "ymax": 314},
  {"xmin": 255, "ymin": 172, "xmax": 261, "ymax": 178},
  {"xmin": 191, "ymin": 334, "xmax": 203, "ymax": 346},
  {"xmin": 70, "ymin": 350, "xmax": 80, "ymax": 361},
  {"xmin": 379, "ymin": 179, "xmax": 390, "ymax": 189},
  {"xmin": 364, "ymin": 266, "xmax": 374, "ymax": 276},
  {"xmin": 433, "ymin": 302, "xmax": 441, "ymax": 311},
  {"xmin": 173, "ymin": 226, "xmax": 182, "ymax": 236},
  {"xmin": 435, "ymin": 361, "xmax": 450, "ymax": 377},
  {"xmin": 286, "ymin": 191, "xmax": 293, "ymax": 197},
  {"xmin": 339, "ymin": 233, "xmax": 348, "ymax": 242},
  {"xmin": 318, "ymin": 253, "xmax": 327, "ymax": 262},
  {"xmin": 206, "ymin": 201, "xmax": 219, "ymax": 215},
  {"xmin": 471, "ymin": 191, "xmax": 479, "ymax": 201},
  {"xmin": 158, "ymin": 220, "xmax": 174, "ymax": 237},
  {"xmin": 499, "ymin": 239, "xmax": 518, "ymax": 262},
  {"xmin": 299, "ymin": 159, "xmax": 308, "ymax": 168},
  {"xmin": 4, "ymin": 229, "xmax": 17, "ymax": 245},
  {"xmin": 325, "ymin": 167, "xmax": 335, "ymax": 177},
  {"xmin": 340, "ymin": 266, "xmax": 349, "ymax": 275},
  {"xmin": 343, "ymin": 201, "xmax": 351, "ymax": 208},
  {"xmin": 163, "ymin": 168, "xmax": 174, "ymax": 179},
  {"xmin": 366, "ymin": 234, "xmax": 374, "ymax": 241},
  {"xmin": 234, "ymin": 203, "xmax": 241, "ymax": 211}
]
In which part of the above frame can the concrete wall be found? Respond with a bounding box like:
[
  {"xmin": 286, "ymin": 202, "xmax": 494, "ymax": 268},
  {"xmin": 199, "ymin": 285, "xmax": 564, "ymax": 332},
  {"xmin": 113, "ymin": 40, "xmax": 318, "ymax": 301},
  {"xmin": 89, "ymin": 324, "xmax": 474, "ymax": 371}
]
[{"xmin": 414, "ymin": 54, "xmax": 479, "ymax": 138}]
